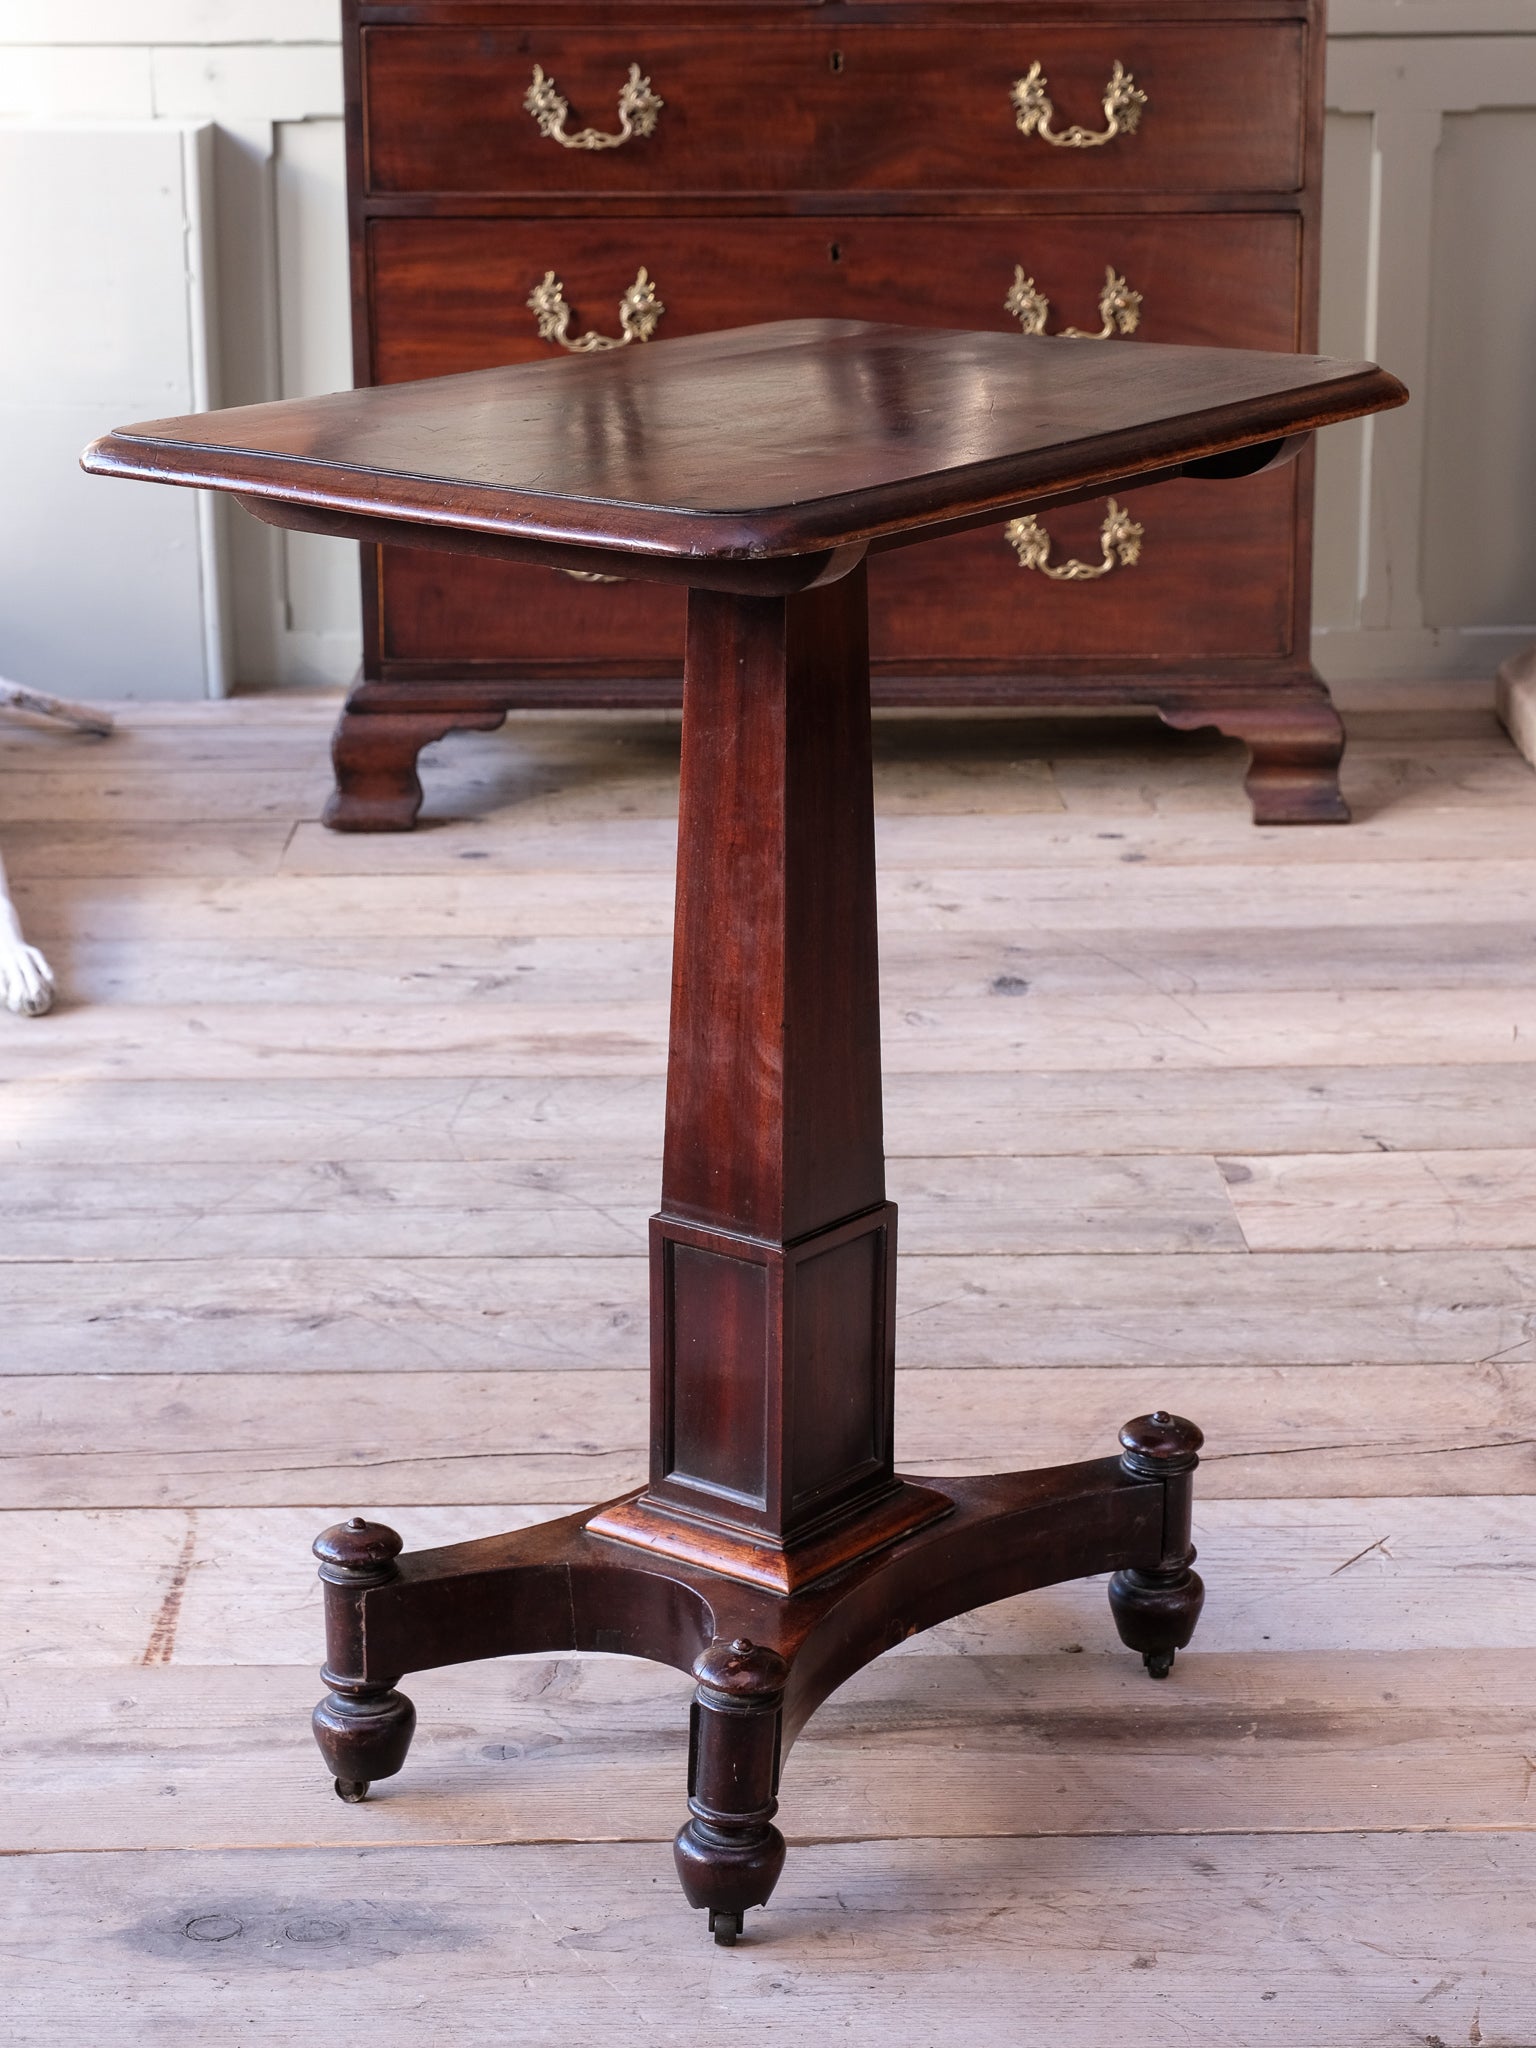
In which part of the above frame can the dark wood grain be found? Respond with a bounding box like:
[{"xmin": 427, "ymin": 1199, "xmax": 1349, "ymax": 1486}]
[
  {"xmin": 592, "ymin": 564, "xmax": 922, "ymax": 1583},
  {"xmin": 874, "ymin": 470, "xmax": 1298, "ymax": 660},
  {"xmin": 339, "ymin": 0, "xmax": 1339, "ymax": 829},
  {"xmin": 322, "ymin": 704, "xmax": 508, "ymax": 831},
  {"xmin": 363, "ymin": 470, "xmax": 1299, "ymax": 677},
  {"xmin": 366, "ymin": 213, "xmax": 1305, "ymax": 385},
  {"xmin": 313, "ymin": 1427, "xmax": 1201, "ymax": 1934},
  {"xmin": 81, "ymin": 319, "xmax": 1403, "ymax": 567},
  {"xmin": 358, "ymin": 210, "xmax": 1307, "ymax": 692},
  {"xmin": 362, "ymin": 21, "xmax": 1306, "ymax": 199},
  {"xmin": 662, "ymin": 570, "xmax": 884, "ymax": 1242},
  {"xmin": 81, "ymin": 316, "xmax": 1404, "ymax": 1935}
]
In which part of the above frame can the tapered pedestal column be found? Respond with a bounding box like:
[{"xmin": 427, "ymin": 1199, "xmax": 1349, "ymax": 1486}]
[
  {"xmin": 589, "ymin": 561, "xmax": 948, "ymax": 1591},
  {"xmin": 308, "ymin": 567, "xmax": 1211, "ymax": 1941}
]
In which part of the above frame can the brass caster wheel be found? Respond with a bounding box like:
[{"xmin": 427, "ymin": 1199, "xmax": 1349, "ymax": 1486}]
[
  {"xmin": 1144, "ymin": 1649, "xmax": 1175, "ymax": 1680},
  {"xmin": 334, "ymin": 1777, "xmax": 371, "ymax": 1802},
  {"xmin": 708, "ymin": 1909, "xmax": 743, "ymax": 1947}
]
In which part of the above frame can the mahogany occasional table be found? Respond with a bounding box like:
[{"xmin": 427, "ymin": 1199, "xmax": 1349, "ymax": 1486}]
[{"xmin": 84, "ymin": 322, "xmax": 1405, "ymax": 1944}]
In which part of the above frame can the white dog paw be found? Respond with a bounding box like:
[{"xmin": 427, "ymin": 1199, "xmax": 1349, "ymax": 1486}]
[{"xmin": 2, "ymin": 940, "xmax": 54, "ymax": 1016}]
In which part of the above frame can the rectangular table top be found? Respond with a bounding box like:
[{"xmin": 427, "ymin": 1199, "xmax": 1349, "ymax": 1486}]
[{"xmin": 83, "ymin": 318, "xmax": 1404, "ymax": 566}]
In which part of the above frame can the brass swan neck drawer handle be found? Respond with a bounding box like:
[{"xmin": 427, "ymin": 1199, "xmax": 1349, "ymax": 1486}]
[
  {"xmin": 524, "ymin": 63, "xmax": 663, "ymax": 150},
  {"xmin": 1005, "ymin": 264, "xmax": 1142, "ymax": 340},
  {"xmin": 1005, "ymin": 499, "xmax": 1144, "ymax": 581},
  {"xmin": 1010, "ymin": 60, "xmax": 1146, "ymax": 149},
  {"xmin": 527, "ymin": 268, "xmax": 664, "ymax": 352}
]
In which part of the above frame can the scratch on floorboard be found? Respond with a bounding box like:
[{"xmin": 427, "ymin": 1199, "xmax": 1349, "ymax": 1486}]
[
  {"xmin": 1330, "ymin": 1534, "xmax": 1393, "ymax": 1575},
  {"xmin": 140, "ymin": 1510, "xmax": 198, "ymax": 1667}
]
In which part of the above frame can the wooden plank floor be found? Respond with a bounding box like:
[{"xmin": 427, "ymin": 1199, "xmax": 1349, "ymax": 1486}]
[{"xmin": 4, "ymin": 687, "xmax": 1536, "ymax": 2045}]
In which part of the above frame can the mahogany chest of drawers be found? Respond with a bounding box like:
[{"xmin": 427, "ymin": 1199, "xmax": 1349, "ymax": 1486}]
[{"xmin": 332, "ymin": 0, "xmax": 1341, "ymax": 828}]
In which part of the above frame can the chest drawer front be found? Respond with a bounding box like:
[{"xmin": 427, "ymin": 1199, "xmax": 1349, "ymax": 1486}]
[
  {"xmin": 378, "ymin": 545, "xmax": 687, "ymax": 668},
  {"xmin": 367, "ymin": 212, "xmax": 1302, "ymax": 384},
  {"xmin": 362, "ymin": 23, "xmax": 1306, "ymax": 198},
  {"xmin": 869, "ymin": 470, "xmax": 1295, "ymax": 666},
  {"xmin": 378, "ymin": 461, "xmax": 1294, "ymax": 672},
  {"xmin": 371, "ymin": 212, "xmax": 1302, "ymax": 670}
]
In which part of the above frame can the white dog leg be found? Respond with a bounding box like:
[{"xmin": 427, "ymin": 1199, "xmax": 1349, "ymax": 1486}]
[
  {"xmin": 0, "ymin": 674, "xmax": 110, "ymax": 1013},
  {"xmin": 0, "ymin": 844, "xmax": 54, "ymax": 1016},
  {"xmin": 0, "ymin": 677, "xmax": 114, "ymax": 736},
  {"xmin": 0, "ymin": 917, "xmax": 53, "ymax": 1015}
]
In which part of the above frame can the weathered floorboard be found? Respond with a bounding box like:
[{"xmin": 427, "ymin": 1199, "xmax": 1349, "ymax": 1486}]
[
  {"xmin": 27, "ymin": 921, "xmax": 1536, "ymax": 1007},
  {"xmin": 12, "ymin": 1067, "xmax": 1536, "ymax": 1164},
  {"xmin": 5, "ymin": 1650, "xmax": 1532, "ymax": 1852},
  {"xmin": 7, "ymin": 1498, "xmax": 1531, "ymax": 1669},
  {"xmin": 1224, "ymin": 1146, "xmax": 1536, "ymax": 1250},
  {"xmin": 15, "ymin": 859, "xmax": 1536, "ymax": 940},
  {"xmin": 6, "ymin": 987, "xmax": 1536, "ymax": 1079},
  {"xmin": 7, "ymin": 1249, "xmax": 1536, "ymax": 1373},
  {"xmin": 6, "ymin": 694, "xmax": 1535, "ymax": 2032},
  {"xmin": 4, "ymin": 1363, "xmax": 1534, "ymax": 1508},
  {"xmin": 2, "ymin": 1837, "xmax": 1530, "ymax": 2048},
  {"xmin": 0, "ymin": 1152, "xmax": 1243, "ymax": 1260}
]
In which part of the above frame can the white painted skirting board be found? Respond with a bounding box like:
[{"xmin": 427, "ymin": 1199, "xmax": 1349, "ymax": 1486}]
[{"xmin": 1496, "ymin": 647, "xmax": 1536, "ymax": 774}]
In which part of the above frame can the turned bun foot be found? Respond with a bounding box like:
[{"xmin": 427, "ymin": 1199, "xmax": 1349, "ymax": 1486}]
[
  {"xmin": 674, "ymin": 1818, "xmax": 788, "ymax": 1930},
  {"xmin": 1109, "ymin": 1566, "xmax": 1206, "ymax": 1676},
  {"xmin": 1112, "ymin": 1412, "xmax": 1206, "ymax": 1677},
  {"xmin": 312, "ymin": 1517, "xmax": 416, "ymax": 1790},
  {"xmin": 313, "ymin": 1674, "xmax": 417, "ymax": 1786},
  {"xmin": 675, "ymin": 1637, "xmax": 789, "ymax": 1941}
]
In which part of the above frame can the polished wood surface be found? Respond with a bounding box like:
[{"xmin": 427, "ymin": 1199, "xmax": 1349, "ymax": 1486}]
[
  {"xmin": 586, "ymin": 562, "xmax": 948, "ymax": 1588},
  {"xmin": 369, "ymin": 214, "xmax": 1304, "ymax": 388},
  {"xmin": 83, "ymin": 319, "xmax": 1401, "ymax": 567},
  {"xmin": 369, "ymin": 472, "xmax": 1298, "ymax": 674},
  {"xmin": 336, "ymin": 0, "xmax": 1338, "ymax": 830},
  {"xmin": 362, "ymin": 21, "xmax": 1306, "ymax": 198},
  {"xmin": 79, "ymin": 319, "xmax": 1405, "ymax": 1940},
  {"xmin": 362, "ymin": 212, "xmax": 1308, "ymax": 680}
]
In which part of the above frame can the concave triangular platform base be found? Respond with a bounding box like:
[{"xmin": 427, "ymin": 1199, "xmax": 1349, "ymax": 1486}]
[{"xmin": 310, "ymin": 1425, "xmax": 1207, "ymax": 1943}]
